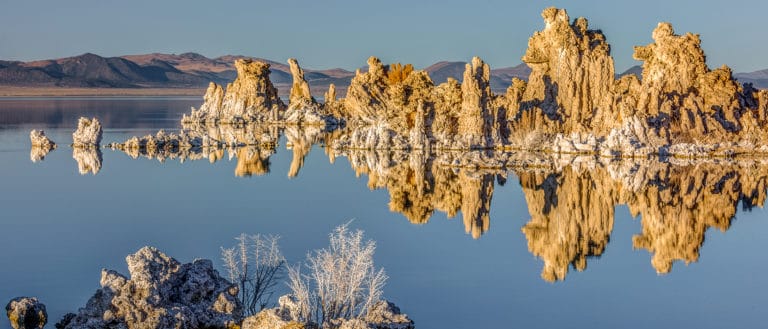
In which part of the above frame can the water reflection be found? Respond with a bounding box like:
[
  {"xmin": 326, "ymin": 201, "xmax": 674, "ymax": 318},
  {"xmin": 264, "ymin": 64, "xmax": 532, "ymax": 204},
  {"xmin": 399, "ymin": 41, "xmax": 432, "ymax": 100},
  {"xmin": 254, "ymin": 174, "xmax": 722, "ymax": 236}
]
[
  {"xmin": 72, "ymin": 147, "xmax": 102, "ymax": 175},
  {"xmin": 42, "ymin": 123, "xmax": 768, "ymax": 281},
  {"xmin": 30, "ymin": 145, "xmax": 55, "ymax": 162},
  {"xmin": 516, "ymin": 160, "xmax": 767, "ymax": 281}
]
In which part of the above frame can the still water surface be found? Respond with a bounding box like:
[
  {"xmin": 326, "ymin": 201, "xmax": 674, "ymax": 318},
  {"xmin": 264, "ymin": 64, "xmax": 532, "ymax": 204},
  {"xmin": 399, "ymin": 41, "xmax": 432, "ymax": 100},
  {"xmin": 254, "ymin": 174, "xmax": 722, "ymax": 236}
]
[{"xmin": 1, "ymin": 98, "xmax": 766, "ymax": 329}]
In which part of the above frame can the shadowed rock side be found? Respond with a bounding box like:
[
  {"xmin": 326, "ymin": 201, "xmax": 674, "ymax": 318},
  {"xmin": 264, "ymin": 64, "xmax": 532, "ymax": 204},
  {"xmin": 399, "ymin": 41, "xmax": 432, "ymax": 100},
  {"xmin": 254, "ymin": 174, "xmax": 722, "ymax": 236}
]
[
  {"xmin": 515, "ymin": 158, "xmax": 768, "ymax": 281},
  {"xmin": 5, "ymin": 297, "xmax": 47, "ymax": 329},
  {"xmin": 179, "ymin": 7, "xmax": 768, "ymax": 156},
  {"xmin": 56, "ymin": 247, "xmax": 241, "ymax": 329}
]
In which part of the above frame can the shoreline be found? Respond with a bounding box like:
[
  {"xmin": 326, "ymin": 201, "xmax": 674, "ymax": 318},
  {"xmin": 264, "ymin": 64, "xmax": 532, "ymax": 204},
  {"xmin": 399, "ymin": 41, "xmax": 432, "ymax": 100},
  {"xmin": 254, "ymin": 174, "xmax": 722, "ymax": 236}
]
[{"xmin": 0, "ymin": 86, "xmax": 206, "ymax": 97}]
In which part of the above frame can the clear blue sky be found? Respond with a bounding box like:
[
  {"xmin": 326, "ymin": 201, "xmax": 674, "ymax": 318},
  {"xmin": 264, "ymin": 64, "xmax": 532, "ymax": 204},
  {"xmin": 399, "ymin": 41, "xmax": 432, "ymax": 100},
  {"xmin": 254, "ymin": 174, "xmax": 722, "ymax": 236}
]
[{"xmin": 1, "ymin": 0, "xmax": 766, "ymax": 72}]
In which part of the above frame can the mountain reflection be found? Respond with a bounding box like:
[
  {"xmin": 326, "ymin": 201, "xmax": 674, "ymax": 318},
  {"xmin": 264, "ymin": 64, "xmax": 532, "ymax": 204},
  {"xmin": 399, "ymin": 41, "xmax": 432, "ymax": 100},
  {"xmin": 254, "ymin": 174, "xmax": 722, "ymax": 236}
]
[{"xmin": 104, "ymin": 124, "xmax": 768, "ymax": 281}]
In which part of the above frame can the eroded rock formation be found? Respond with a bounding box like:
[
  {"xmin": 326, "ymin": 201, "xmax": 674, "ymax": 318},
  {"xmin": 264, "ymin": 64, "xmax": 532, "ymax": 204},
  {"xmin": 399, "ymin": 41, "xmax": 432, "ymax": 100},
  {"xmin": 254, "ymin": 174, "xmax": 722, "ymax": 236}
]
[
  {"xmin": 5, "ymin": 297, "xmax": 46, "ymax": 329},
  {"xmin": 29, "ymin": 130, "xmax": 56, "ymax": 162},
  {"xmin": 184, "ymin": 59, "xmax": 285, "ymax": 123},
  {"xmin": 56, "ymin": 246, "xmax": 241, "ymax": 329},
  {"xmin": 72, "ymin": 117, "xmax": 102, "ymax": 147},
  {"xmin": 178, "ymin": 7, "xmax": 768, "ymax": 156}
]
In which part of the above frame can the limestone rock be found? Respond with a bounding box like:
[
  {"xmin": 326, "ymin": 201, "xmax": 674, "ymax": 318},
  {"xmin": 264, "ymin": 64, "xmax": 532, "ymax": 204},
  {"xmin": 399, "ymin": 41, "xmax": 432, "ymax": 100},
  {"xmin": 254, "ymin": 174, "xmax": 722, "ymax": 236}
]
[
  {"xmin": 29, "ymin": 130, "xmax": 56, "ymax": 162},
  {"xmin": 458, "ymin": 57, "xmax": 497, "ymax": 148},
  {"xmin": 72, "ymin": 117, "xmax": 102, "ymax": 147},
  {"xmin": 324, "ymin": 84, "xmax": 337, "ymax": 104},
  {"xmin": 287, "ymin": 58, "xmax": 316, "ymax": 109},
  {"xmin": 249, "ymin": 294, "xmax": 413, "ymax": 329},
  {"xmin": 175, "ymin": 6, "xmax": 768, "ymax": 155},
  {"xmin": 627, "ymin": 22, "xmax": 768, "ymax": 151},
  {"xmin": 56, "ymin": 246, "xmax": 241, "ymax": 329},
  {"xmin": 515, "ymin": 7, "xmax": 615, "ymax": 137},
  {"xmin": 6, "ymin": 297, "xmax": 46, "ymax": 329},
  {"xmin": 184, "ymin": 59, "xmax": 285, "ymax": 123},
  {"xmin": 241, "ymin": 308, "xmax": 304, "ymax": 329},
  {"xmin": 362, "ymin": 300, "xmax": 414, "ymax": 329},
  {"xmin": 29, "ymin": 130, "xmax": 55, "ymax": 149}
]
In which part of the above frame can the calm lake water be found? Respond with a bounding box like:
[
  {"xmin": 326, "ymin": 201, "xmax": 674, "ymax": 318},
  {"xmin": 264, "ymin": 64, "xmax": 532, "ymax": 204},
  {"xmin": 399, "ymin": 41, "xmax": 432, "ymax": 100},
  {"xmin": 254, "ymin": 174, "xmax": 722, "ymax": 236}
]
[{"xmin": 1, "ymin": 98, "xmax": 767, "ymax": 329}]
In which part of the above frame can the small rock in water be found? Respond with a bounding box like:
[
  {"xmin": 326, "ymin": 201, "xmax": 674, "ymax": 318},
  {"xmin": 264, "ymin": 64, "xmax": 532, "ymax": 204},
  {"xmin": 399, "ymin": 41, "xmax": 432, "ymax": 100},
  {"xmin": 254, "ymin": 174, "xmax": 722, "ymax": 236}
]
[
  {"xmin": 29, "ymin": 130, "xmax": 57, "ymax": 162},
  {"xmin": 5, "ymin": 297, "xmax": 47, "ymax": 329},
  {"xmin": 72, "ymin": 117, "xmax": 102, "ymax": 147}
]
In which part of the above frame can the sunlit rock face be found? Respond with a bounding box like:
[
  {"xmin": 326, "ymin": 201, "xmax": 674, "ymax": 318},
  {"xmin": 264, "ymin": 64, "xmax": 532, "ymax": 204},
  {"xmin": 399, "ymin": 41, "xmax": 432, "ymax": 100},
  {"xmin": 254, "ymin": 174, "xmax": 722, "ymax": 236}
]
[
  {"xmin": 506, "ymin": 8, "xmax": 768, "ymax": 156},
  {"xmin": 458, "ymin": 57, "xmax": 501, "ymax": 148},
  {"xmin": 624, "ymin": 23, "xmax": 768, "ymax": 155},
  {"xmin": 177, "ymin": 6, "xmax": 768, "ymax": 155},
  {"xmin": 71, "ymin": 119, "xmax": 103, "ymax": 173},
  {"xmin": 284, "ymin": 58, "xmax": 339, "ymax": 126},
  {"xmin": 184, "ymin": 59, "xmax": 285, "ymax": 123},
  {"xmin": 72, "ymin": 117, "xmax": 102, "ymax": 147},
  {"xmin": 287, "ymin": 58, "xmax": 316, "ymax": 110},
  {"xmin": 29, "ymin": 130, "xmax": 56, "ymax": 162},
  {"xmin": 334, "ymin": 56, "xmax": 504, "ymax": 150},
  {"xmin": 56, "ymin": 247, "xmax": 241, "ymax": 329},
  {"xmin": 512, "ymin": 8, "xmax": 615, "ymax": 142}
]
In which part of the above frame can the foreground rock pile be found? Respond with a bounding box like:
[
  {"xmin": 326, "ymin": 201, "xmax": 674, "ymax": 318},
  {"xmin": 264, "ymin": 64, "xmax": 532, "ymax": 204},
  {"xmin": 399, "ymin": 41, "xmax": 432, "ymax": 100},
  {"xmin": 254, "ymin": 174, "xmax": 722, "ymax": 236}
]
[
  {"xmin": 56, "ymin": 247, "xmax": 241, "ymax": 329},
  {"xmin": 8, "ymin": 247, "xmax": 413, "ymax": 329}
]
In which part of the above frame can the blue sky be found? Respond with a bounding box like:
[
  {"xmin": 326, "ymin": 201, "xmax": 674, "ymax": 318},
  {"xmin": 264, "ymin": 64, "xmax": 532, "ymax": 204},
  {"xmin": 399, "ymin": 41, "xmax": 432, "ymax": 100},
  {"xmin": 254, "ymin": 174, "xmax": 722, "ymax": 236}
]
[{"xmin": 1, "ymin": 0, "xmax": 766, "ymax": 72}]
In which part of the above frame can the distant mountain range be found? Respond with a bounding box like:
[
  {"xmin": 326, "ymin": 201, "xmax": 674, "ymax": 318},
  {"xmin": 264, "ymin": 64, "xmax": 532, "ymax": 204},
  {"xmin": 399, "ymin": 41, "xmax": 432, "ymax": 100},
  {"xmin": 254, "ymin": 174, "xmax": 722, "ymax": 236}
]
[
  {"xmin": 617, "ymin": 65, "xmax": 768, "ymax": 89},
  {"xmin": 0, "ymin": 53, "xmax": 765, "ymax": 94}
]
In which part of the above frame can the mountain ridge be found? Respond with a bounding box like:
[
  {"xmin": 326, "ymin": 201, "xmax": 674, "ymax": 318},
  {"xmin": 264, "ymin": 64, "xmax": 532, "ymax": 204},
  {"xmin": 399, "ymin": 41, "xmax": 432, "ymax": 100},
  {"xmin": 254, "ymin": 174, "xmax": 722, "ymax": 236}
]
[{"xmin": 1, "ymin": 52, "xmax": 766, "ymax": 92}]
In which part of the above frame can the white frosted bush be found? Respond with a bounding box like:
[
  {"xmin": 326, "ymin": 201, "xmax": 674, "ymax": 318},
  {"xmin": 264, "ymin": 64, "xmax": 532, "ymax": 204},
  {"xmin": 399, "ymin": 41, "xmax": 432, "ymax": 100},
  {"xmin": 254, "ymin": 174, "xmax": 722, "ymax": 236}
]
[{"xmin": 287, "ymin": 224, "xmax": 388, "ymax": 325}]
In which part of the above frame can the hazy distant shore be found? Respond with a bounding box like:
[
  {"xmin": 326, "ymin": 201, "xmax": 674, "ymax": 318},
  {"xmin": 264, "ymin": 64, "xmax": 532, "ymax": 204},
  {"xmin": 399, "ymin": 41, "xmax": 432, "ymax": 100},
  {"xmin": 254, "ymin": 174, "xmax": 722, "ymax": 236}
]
[{"xmin": 0, "ymin": 86, "xmax": 207, "ymax": 97}]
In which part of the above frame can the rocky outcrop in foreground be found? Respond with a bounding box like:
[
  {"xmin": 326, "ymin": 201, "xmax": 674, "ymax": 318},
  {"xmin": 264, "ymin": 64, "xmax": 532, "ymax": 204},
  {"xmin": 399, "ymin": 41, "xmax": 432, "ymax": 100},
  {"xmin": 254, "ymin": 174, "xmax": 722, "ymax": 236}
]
[
  {"xmin": 5, "ymin": 297, "xmax": 46, "ymax": 329},
  {"xmin": 179, "ymin": 7, "xmax": 768, "ymax": 156},
  {"xmin": 56, "ymin": 246, "xmax": 241, "ymax": 329}
]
